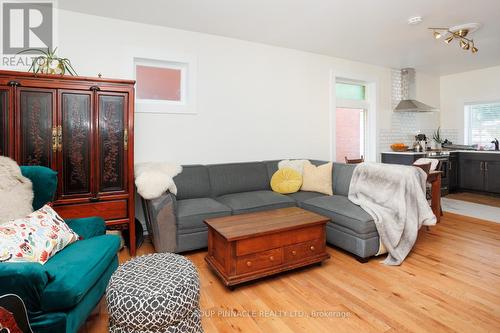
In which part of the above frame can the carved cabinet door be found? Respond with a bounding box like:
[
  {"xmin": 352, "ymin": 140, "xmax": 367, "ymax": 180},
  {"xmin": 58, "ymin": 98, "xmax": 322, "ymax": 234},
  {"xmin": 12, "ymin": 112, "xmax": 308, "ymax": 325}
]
[
  {"xmin": 0, "ymin": 87, "xmax": 13, "ymax": 157},
  {"xmin": 56, "ymin": 90, "xmax": 94, "ymax": 199},
  {"xmin": 15, "ymin": 88, "xmax": 57, "ymax": 168},
  {"xmin": 96, "ymin": 92, "xmax": 129, "ymax": 196}
]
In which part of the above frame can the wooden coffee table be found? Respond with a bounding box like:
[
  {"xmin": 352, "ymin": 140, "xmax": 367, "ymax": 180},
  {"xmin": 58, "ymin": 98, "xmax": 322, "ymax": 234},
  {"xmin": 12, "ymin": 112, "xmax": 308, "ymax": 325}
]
[{"xmin": 204, "ymin": 207, "xmax": 330, "ymax": 288}]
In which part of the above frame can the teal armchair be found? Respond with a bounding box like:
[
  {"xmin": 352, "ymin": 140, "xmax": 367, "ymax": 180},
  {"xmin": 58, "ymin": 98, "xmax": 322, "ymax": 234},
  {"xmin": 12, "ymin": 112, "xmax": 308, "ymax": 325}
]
[{"xmin": 0, "ymin": 166, "xmax": 121, "ymax": 333}]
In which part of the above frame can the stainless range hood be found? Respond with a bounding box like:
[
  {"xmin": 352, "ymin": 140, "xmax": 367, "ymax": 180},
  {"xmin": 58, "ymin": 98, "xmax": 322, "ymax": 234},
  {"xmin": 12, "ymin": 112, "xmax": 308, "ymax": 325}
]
[{"xmin": 394, "ymin": 68, "xmax": 436, "ymax": 112}]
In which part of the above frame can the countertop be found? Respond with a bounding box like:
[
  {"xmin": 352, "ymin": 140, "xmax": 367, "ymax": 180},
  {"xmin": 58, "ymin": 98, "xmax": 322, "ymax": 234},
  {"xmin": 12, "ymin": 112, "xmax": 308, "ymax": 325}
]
[{"xmin": 382, "ymin": 150, "xmax": 500, "ymax": 155}]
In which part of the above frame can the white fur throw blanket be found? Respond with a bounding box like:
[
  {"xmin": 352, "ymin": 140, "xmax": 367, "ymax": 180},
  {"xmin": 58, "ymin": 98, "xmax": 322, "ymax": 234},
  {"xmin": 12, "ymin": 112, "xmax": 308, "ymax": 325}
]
[
  {"xmin": 348, "ymin": 162, "xmax": 436, "ymax": 265},
  {"xmin": 0, "ymin": 157, "xmax": 33, "ymax": 224},
  {"xmin": 135, "ymin": 162, "xmax": 182, "ymax": 200}
]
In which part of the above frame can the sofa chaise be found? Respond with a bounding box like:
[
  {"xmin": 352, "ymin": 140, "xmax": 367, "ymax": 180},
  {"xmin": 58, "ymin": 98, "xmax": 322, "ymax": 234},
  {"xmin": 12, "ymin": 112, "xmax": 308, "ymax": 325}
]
[{"xmin": 142, "ymin": 160, "xmax": 379, "ymax": 262}]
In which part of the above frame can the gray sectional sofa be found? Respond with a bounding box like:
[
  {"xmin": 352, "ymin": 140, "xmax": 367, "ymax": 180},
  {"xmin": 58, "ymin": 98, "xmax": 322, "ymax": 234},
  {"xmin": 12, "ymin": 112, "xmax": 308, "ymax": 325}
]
[{"xmin": 141, "ymin": 160, "xmax": 379, "ymax": 262}]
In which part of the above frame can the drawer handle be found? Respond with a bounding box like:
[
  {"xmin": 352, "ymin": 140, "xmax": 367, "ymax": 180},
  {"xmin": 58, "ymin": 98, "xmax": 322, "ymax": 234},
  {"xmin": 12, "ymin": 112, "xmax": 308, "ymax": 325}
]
[
  {"xmin": 291, "ymin": 250, "xmax": 297, "ymax": 256},
  {"xmin": 246, "ymin": 261, "xmax": 252, "ymax": 267},
  {"xmin": 310, "ymin": 246, "xmax": 316, "ymax": 251},
  {"xmin": 269, "ymin": 256, "xmax": 274, "ymax": 261}
]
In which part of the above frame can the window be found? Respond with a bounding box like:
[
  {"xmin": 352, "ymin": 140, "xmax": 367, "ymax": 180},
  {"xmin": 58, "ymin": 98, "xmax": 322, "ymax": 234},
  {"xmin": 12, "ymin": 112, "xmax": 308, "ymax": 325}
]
[
  {"xmin": 465, "ymin": 102, "xmax": 500, "ymax": 147},
  {"xmin": 335, "ymin": 82, "xmax": 367, "ymax": 162},
  {"xmin": 136, "ymin": 65, "xmax": 183, "ymax": 101},
  {"xmin": 134, "ymin": 57, "xmax": 197, "ymax": 114}
]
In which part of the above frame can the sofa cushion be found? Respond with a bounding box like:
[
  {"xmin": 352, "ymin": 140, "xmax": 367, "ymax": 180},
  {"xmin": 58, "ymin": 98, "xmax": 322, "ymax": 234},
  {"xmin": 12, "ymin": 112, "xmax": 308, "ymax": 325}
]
[
  {"xmin": 270, "ymin": 168, "xmax": 302, "ymax": 194},
  {"xmin": 65, "ymin": 216, "xmax": 106, "ymax": 240},
  {"xmin": 301, "ymin": 195, "xmax": 376, "ymax": 235},
  {"xmin": 263, "ymin": 160, "xmax": 280, "ymax": 180},
  {"xmin": 20, "ymin": 166, "xmax": 57, "ymax": 210},
  {"xmin": 286, "ymin": 191, "xmax": 326, "ymax": 207},
  {"xmin": 332, "ymin": 163, "xmax": 356, "ymax": 196},
  {"xmin": 265, "ymin": 160, "xmax": 325, "ymax": 179},
  {"xmin": 0, "ymin": 205, "xmax": 79, "ymax": 264},
  {"xmin": 0, "ymin": 262, "xmax": 51, "ymax": 314},
  {"xmin": 174, "ymin": 165, "xmax": 211, "ymax": 200},
  {"xmin": 41, "ymin": 234, "xmax": 120, "ymax": 312},
  {"xmin": 216, "ymin": 190, "xmax": 296, "ymax": 214},
  {"xmin": 208, "ymin": 162, "xmax": 270, "ymax": 197},
  {"xmin": 176, "ymin": 198, "xmax": 231, "ymax": 233},
  {"xmin": 301, "ymin": 161, "xmax": 333, "ymax": 195}
]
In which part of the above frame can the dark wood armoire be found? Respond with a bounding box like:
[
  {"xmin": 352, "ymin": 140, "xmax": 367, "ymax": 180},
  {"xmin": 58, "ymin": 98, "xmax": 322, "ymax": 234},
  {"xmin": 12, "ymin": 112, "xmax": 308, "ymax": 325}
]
[{"xmin": 0, "ymin": 70, "xmax": 137, "ymax": 255}]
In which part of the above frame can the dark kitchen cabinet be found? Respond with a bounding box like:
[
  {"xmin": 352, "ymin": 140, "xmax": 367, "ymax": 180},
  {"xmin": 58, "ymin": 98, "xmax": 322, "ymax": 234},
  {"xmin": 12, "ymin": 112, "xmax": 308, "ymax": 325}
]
[
  {"xmin": 459, "ymin": 153, "xmax": 500, "ymax": 194},
  {"xmin": 448, "ymin": 153, "xmax": 458, "ymax": 192},
  {"xmin": 0, "ymin": 70, "xmax": 137, "ymax": 255},
  {"xmin": 381, "ymin": 153, "xmax": 426, "ymax": 165},
  {"xmin": 484, "ymin": 160, "xmax": 500, "ymax": 193},
  {"xmin": 458, "ymin": 156, "xmax": 484, "ymax": 191}
]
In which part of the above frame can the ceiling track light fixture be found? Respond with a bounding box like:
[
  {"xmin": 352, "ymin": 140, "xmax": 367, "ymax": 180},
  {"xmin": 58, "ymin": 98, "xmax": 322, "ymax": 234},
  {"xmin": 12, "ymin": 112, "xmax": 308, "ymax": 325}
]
[{"xmin": 428, "ymin": 24, "xmax": 480, "ymax": 54}]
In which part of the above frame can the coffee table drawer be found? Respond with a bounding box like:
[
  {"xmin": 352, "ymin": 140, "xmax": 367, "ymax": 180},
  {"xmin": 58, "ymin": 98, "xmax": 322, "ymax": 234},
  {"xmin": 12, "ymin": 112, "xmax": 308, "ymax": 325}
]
[
  {"xmin": 284, "ymin": 239, "xmax": 324, "ymax": 263},
  {"xmin": 236, "ymin": 248, "xmax": 283, "ymax": 275},
  {"xmin": 236, "ymin": 225, "xmax": 323, "ymax": 256}
]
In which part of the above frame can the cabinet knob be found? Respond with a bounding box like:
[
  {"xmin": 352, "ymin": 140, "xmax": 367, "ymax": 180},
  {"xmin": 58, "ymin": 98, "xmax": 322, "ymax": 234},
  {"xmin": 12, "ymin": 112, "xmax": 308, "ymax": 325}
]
[
  {"xmin": 310, "ymin": 246, "xmax": 316, "ymax": 251},
  {"xmin": 89, "ymin": 85, "xmax": 101, "ymax": 91},
  {"xmin": 291, "ymin": 250, "xmax": 297, "ymax": 256},
  {"xmin": 246, "ymin": 261, "xmax": 252, "ymax": 267}
]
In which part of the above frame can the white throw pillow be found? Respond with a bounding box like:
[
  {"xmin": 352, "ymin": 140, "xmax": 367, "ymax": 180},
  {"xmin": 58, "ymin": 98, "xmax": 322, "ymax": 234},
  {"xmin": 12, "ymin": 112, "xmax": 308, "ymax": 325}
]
[
  {"xmin": 0, "ymin": 156, "xmax": 33, "ymax": 224},
  {"xmin": 278, "ymin": 159, "xmax": 310, "ymax": 175},
  {"xmin": 0, "ymin": 205, "xmax": 79, "ymax": 264}
]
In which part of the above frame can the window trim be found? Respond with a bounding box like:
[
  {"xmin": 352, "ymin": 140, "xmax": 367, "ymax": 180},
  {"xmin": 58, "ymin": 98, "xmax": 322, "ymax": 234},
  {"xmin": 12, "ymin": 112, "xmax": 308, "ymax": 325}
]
[
  {"xmin": 134, "ymin": 56, "xmax": 197, "ymax": 114},
  {"xmin": 464, "ymin": 100, "xmax": 500, "ymax": 145},
  {"xmin": 330, "ymin": 72, "xmax": 377, "ymax": 162}
]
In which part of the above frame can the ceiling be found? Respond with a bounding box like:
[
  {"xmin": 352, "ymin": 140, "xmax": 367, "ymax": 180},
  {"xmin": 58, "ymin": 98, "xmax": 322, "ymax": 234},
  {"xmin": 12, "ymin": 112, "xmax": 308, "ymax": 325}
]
[{"xmin": 59, "ymin": 0, "xmax": 500, "ymax": 75}]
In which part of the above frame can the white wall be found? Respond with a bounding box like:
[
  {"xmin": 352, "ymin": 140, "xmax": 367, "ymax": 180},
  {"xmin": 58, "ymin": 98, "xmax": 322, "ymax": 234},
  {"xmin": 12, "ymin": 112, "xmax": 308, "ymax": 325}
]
[
  {"xmin": 1, "ymin": 9, "xmax": 440, "ymax": 163},
  {"xmin": 440, "ymin": 65, "xmax": 500, "ymax": 144}
]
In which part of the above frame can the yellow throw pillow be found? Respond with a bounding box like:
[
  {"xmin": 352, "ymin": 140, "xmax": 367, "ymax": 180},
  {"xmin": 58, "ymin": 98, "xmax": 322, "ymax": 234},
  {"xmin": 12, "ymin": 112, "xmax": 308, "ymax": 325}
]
[
  {"xmin": 270, "ymin": 168, "xmax": 303, "ymax": 194},
  {"xmin": 301, "ymin": 162, "xmax": 333, "ymax": 195}
]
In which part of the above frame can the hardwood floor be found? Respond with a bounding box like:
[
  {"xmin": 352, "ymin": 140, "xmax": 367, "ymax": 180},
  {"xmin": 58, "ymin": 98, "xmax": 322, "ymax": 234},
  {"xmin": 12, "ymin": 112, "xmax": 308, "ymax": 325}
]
[
  {"xmin": 80, "ymin": 212, "xmax": 500, "ymax": 333},
  {"xmin": 446, "ymin": 192, "xmax": 500, "ymax": 208}
]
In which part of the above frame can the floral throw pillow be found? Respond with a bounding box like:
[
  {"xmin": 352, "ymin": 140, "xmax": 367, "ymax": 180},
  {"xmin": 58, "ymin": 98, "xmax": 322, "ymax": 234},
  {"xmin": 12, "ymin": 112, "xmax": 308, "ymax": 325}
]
[{"xmin": 0, "ymin": 205, "xmax": 79, "ymax": 264}]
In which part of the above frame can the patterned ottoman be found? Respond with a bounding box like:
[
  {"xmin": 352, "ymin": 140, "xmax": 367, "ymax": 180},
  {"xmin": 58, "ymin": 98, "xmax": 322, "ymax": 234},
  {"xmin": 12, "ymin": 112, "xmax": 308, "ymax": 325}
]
[{"xmin": 106, "ymin": 253, "xmax": 203, "ymax": 333}]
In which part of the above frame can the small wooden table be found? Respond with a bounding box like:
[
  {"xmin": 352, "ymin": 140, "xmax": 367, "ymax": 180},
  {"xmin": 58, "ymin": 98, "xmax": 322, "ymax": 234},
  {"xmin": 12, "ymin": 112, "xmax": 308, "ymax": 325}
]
[
  {"xmin": 428, "ymin": 171, "xmax": 442, "ymax": 223},
  {"xmin": 204, "ymin": 207, "xmax": 330, "ymax": 288}
]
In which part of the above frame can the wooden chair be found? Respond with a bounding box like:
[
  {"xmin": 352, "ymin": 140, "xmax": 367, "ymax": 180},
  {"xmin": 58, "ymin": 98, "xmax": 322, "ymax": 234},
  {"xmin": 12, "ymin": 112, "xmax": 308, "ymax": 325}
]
[
  {"xmin": 413, "ymin": 161, "xmax": 443, "ymax": 230},
  {"xmin": 345, "ymin": 155, "xmax": 364, "ymax": 164},
  {"xmin": 414, "ymin": 162, "xmax": 432, "ymax": 176}
]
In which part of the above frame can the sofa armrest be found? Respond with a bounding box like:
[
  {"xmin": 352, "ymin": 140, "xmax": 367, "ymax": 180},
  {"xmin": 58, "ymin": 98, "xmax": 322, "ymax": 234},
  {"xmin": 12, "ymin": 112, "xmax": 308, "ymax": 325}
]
[
  {"xmin": 65, "ymin": 216, "xmax": 106, "ymax": 240},
  {"xmin": 0, "ymin": 263, "xmax": 51, "ymax": 316},
  {"xmin": 142, "ymin": 192, "xmax": 178, "ymax": 252}
]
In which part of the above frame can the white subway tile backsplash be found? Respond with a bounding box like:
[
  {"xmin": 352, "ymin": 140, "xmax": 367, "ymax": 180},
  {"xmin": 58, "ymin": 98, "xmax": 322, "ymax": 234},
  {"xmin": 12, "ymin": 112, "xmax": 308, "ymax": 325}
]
[{"xmin": 379, "ymin": 69, "xmax": 459, "ymax": 154}]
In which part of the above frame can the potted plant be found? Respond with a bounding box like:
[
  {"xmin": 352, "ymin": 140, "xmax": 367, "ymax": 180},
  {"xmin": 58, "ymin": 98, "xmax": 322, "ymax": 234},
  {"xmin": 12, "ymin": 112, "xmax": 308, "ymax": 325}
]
[
  {"xmin": 433, "ymin": 127, "xmax": 444, "ymax": 149},
  {"xmin": 17, "ymin": 47, "xmax": 77, "ymax": 76}
]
